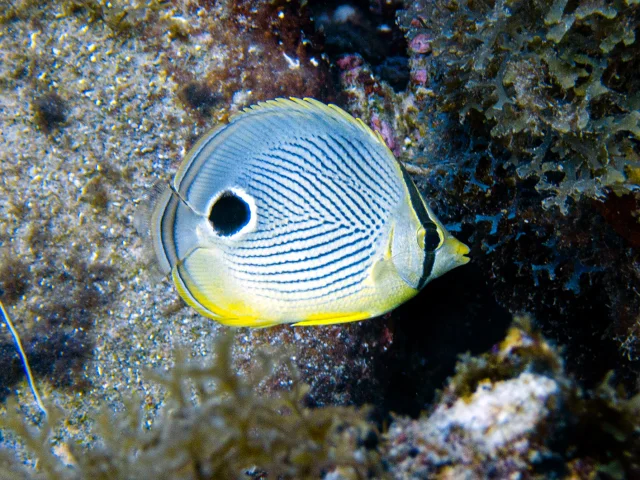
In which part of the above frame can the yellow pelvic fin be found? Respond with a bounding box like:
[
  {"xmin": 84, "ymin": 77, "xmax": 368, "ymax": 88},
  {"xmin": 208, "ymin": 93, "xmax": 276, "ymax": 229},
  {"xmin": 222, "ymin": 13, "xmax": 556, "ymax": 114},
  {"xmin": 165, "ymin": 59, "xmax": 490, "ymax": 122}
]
[
  {"xmin": 172, "ymin": 265, "xmax": 249, "ymax": 322},
  {"xmin": 292, "ymin": 311, "xmax": 370, "ymax": 326}
]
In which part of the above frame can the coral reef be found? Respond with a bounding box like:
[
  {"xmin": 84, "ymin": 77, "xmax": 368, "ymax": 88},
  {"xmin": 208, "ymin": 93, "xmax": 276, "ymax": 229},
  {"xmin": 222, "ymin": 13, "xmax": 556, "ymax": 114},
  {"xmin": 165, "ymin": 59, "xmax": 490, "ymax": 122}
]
[
  {"xmin": 398, "ymin": 0, "xmax": 640, "ymax": 212},
  {"xmin": 421, "ymin": 152, "xmax": 640, "ymax": 388},
  {"xmin": 1, "ymin": 0, "xmax": 639, "ymax": 477},
  {"xmin": 324, "ymin": 0, "xmax": 640, "ymax": 392},
  {"xmin": 384, "ymin": 318, "xmax": 640, "ymax": 479}
]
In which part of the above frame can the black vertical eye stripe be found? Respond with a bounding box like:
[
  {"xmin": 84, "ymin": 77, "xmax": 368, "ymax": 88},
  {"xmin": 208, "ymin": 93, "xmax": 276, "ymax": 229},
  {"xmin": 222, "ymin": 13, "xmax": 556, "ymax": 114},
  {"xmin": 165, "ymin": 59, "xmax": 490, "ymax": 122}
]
[{"xmin": 400, "ymin": 168, "xmax": 438, "ymax": 286}]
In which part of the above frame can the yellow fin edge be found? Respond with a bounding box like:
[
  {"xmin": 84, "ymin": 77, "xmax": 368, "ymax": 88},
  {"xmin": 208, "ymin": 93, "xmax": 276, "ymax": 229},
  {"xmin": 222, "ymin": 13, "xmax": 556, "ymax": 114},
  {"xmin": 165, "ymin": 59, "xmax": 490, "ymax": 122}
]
[
  {"xmin": 172, "ymin": 267, "xmax": 277, "ymax": 328},
  {"xmin": 231, "ymin": 97, "xmax": 386, "ymax": 149},
  {"xmin": 293, "ymin": 311, "xmax": 370, "ymax": 326}
]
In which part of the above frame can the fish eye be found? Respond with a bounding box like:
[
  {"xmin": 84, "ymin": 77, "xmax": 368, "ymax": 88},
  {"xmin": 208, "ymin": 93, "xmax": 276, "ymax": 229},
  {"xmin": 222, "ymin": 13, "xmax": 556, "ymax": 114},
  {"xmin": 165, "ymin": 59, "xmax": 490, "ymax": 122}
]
[
  {"xmin": 424, "ymin": 224, "xmax": 441, "ymax": 251},
  {"xmin": 208, "ymin": 191, "xmax": 251, "ymax": 236}
]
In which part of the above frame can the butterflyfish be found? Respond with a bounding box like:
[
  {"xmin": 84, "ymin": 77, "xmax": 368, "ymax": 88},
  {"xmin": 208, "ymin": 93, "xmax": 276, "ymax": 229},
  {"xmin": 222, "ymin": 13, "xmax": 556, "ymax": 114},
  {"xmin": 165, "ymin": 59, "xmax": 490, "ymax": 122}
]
[{"xmin": 136, "ymin": 98, "xmax": 469, "ymax": 327}]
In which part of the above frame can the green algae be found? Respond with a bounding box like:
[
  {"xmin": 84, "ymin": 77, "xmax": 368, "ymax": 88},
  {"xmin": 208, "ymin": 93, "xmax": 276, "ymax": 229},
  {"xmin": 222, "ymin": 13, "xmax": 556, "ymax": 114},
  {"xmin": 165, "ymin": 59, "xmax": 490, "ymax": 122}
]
[
  {"xmin": 0, "ymin": 333, "xmax": 385, "ymax": 479},
  {"xmin": 399, "ymin": 0, "xmax": 640, "ymax": 213}
]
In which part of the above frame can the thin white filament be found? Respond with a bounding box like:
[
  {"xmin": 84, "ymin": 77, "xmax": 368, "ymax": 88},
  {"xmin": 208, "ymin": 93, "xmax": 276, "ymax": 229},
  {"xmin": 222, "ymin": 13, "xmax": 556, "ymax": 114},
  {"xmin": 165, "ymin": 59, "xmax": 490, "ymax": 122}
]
[{"xmin": 0, "ymin": 300, "xmax": 48, "ymax": 417}]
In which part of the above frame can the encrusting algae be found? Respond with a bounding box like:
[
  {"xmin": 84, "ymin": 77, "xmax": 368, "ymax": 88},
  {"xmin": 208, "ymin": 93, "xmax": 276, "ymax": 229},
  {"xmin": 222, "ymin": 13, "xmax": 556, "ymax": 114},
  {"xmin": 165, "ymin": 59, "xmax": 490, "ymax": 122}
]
[{"xmin": 384, "ymin": 317, "xmax": 640, "ymax": 479}]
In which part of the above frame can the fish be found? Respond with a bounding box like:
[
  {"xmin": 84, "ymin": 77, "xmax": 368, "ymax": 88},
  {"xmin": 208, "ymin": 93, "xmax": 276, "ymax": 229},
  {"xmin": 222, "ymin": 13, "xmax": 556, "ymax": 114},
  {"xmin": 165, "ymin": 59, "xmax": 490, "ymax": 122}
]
[{"xmin": 135, "ymin": 98, "xmax": 469, "ymax": 327}]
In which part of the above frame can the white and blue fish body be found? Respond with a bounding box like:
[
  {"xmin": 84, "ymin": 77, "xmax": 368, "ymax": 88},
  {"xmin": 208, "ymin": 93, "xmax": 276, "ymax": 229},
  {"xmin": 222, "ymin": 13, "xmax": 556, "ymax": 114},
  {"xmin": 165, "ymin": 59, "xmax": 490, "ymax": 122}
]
[{"xmin": 137, "ymin": 98, "xmax": 469, "ymax": 327}]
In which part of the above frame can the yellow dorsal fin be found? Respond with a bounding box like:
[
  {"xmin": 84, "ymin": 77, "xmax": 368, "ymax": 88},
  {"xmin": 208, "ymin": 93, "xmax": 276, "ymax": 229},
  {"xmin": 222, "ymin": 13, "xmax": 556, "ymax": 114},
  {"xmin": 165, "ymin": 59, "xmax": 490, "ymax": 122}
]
[
  {"xmin": 373, "ymin": 129, "xmax": 387, "ymax": 145},
  {"xmin": 228, "ymin": 97, "xmax": 385, "ymax": 147}
]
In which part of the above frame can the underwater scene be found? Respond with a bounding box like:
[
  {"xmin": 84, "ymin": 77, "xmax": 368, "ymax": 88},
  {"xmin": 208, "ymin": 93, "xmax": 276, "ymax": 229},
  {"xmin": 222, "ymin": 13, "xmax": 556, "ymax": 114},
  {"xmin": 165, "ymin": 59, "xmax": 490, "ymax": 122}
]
[{"xmin": 0, "ymin": 0, "xmax": 639, "ymax": 478}]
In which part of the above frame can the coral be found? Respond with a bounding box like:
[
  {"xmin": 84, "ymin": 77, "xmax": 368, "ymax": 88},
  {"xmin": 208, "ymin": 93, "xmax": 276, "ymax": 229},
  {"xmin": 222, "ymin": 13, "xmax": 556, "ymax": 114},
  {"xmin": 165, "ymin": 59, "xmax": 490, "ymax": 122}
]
[
  {"xmin": 384, "ymin": 318, "xmax": 640, "ymax": 479},
  {"xmin": 408, "ymin": 124, "xmax": 640, "ymax": 387},
  {"xmin": 387, "ymin": 373, "xmax": 562, "ymax": 478},
  {"xmin": 398, "ymin": 0, "xmax": 640, "ymax": 212},
  {"xmin": 0, "ymin": 334, "xmax": 385, "ymax": 479}
]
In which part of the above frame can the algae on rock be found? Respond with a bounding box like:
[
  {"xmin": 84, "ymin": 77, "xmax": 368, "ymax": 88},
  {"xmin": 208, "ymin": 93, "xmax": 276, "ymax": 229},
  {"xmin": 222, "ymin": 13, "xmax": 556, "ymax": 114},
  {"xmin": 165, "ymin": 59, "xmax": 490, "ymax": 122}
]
[
  {"xmin": 0, "ymin": 334, "xmax": 385, "ymax": 479},
  {"xmin": 399, "ymin": 0, "xmax": 640, "ymax": 213}
]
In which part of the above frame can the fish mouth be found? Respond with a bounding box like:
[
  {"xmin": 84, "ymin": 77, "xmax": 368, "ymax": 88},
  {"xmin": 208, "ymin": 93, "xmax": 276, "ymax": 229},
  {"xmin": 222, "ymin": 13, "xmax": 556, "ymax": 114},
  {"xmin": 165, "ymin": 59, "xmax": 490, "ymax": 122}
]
[{"xmin": 446, "ymin": 237, "xmax": 470, "ymax": 265}]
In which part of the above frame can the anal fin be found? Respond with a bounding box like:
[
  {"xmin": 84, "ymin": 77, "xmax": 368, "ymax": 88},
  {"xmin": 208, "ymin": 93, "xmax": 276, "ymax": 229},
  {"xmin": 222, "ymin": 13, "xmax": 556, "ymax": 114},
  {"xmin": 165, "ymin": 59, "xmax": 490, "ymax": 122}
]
[{"xmin": 293, "ymin": 311, "xmax": 369, "ymax": 326}]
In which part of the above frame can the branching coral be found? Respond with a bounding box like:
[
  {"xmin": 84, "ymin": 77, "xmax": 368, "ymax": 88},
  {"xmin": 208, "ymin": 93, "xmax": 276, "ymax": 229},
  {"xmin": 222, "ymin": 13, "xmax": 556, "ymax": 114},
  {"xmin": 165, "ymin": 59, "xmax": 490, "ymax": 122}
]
[
  {"xmin": 399, "ymin": 0, "xmax": 640, "ymax": 212},
  {"xmin": 0, "ymin": 334, "xmax": 385, "ymax": 479}
]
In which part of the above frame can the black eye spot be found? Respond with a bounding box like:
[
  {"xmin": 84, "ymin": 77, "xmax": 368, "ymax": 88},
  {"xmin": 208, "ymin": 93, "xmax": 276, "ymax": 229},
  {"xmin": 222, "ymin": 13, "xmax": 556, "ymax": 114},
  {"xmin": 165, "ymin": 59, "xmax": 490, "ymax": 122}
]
[{"xmin": 208, "ymin": 192, "xmax": 251, "ymax": 236}]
